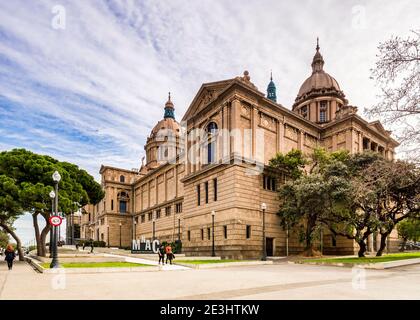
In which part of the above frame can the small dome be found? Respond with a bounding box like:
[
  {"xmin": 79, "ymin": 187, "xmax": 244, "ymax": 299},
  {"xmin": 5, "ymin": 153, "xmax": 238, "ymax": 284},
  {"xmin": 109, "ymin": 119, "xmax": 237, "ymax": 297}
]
[{"xmin": 150, "ymin": 118, "xmax": 181, "ymax": 136}]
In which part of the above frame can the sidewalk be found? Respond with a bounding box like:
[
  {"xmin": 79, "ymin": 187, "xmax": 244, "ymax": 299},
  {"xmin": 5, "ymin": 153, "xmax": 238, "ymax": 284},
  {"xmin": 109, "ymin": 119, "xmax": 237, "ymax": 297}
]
[{"xmin": 0, "ymin": 261, "xmax": 37, "ymax": 299}]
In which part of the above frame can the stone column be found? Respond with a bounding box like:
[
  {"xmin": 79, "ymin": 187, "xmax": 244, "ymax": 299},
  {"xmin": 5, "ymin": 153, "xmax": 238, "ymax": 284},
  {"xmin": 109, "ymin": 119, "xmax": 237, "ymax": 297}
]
[
  {"xmin": 298, "ymin": 130, "xmax": 304, "ymax": 151},
  {"xmin": 279, "ymin": 121, "xmax": 285, "ymax": 154},
  {"xmin": 230, "ymin": 99, "xmax": 242, "ymax": 158},
  {"xmin": 252, "ymin": 107, "xmax": 258, "ymax": 160},
  {"xmin": 368, "ymin": 233, "xmax": 374, "ymax": 252}
]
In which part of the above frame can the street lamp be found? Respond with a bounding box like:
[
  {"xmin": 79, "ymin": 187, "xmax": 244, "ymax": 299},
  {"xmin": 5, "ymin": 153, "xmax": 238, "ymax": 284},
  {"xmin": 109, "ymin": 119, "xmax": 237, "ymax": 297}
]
[
  {"xmin": 133, "ymin": 220, "xmax": 137, "ymax": 241},
  {"xmin": 50, "ymin": 170, "xmax": 61, "ymax": 268},
  {"xmin": 261, "ymin": 203, "xmax": 267, "ymax": 261},
  {"xmin": 49, "ymin": 190, "xmax": 55, "ymax": 258},
  {"xmin": 119, "ymin": 222, "xmax": 122, "ymax": 248},
  {"xmin": 211, "ymin": 210, "xmax": 216, "ymax": 257}
]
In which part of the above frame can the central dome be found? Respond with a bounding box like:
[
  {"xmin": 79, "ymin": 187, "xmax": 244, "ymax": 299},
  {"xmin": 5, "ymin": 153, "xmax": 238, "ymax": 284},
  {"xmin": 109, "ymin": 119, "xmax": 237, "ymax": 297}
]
[
  {"xmin": 297, "ymin": 71, "xmax": 341, "ymax": 98},
  {"xmin": 293, "ymin": 39, "xmax": 346, "ymax": 111}
]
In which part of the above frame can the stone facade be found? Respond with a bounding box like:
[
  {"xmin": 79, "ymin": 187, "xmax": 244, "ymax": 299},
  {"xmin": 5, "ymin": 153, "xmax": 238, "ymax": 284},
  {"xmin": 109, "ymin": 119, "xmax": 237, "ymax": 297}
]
[{"xmin": 81, "ymin": 42, "xmax": 400, "ymax": 257}]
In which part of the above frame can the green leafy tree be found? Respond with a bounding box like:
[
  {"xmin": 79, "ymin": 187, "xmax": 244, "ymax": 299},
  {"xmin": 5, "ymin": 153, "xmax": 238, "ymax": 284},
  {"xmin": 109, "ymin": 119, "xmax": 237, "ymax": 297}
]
[
  {"xmin": 0, "ymin": 149, "xmax": 104, "ymax": 257},
  {"xmin": 269, "ymin": 149, "xmax": 307, "ymax": 180},
  {"xmin": 0, "ymin": 174, "xmax": 25, "ymax": 260},
  {"xmin": 0, "ymin": 229, "xmax": 10, "ymax": 249},
  {"xmin": 397, "ymin": 218, "xmax": 420, "ymax": 251}
]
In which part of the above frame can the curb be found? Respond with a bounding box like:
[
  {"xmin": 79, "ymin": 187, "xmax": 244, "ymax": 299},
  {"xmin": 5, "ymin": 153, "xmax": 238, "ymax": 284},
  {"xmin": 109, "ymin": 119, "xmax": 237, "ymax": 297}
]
[
  {"xmin": 174, "ymin": 260, "xmax": 274, "ymax": 269},
  {"xmin": 292, "ymin": 257, "xmax": 420, "ymax": 269}
]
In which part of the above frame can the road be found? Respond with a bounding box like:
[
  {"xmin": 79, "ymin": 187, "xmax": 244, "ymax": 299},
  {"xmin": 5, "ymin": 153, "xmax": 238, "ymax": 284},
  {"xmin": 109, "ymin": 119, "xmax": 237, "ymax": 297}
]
[{"xmin": 0, "ymin": 261, "xmax": 419, "ymax": 299}]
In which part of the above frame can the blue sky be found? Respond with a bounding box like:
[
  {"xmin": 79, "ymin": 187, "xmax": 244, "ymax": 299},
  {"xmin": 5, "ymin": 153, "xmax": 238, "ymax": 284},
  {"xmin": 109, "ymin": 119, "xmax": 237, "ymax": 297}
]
[{"xmin": 0, "ymin": 0, "xmax": 419, "ymax": 245}]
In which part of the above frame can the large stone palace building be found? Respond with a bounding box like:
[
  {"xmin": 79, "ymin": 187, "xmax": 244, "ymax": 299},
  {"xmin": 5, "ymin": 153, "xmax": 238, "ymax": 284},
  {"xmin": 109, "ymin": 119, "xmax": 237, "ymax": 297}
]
[{"xmin": 81, "ymin": 41, "xmax": 399, "ymax": 258}]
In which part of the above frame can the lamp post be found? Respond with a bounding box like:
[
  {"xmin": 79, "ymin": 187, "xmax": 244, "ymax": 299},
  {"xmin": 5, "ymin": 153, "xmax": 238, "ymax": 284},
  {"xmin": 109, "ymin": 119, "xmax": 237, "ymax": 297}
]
[
  {"xmin": 119, "ymin": 222, "xmax": 122, "ymax": 248},
  {"xmin": 49, "ymin": 190, "xmax": 55, "ymax": 258},
  {"xmin": 133, "ymin": 220, "xmax": 137, "ymax": 241},
  {"xmin": 211, "ymin": 210, "xmax": 215, "ymax": 257},
  {"xmin": 50, "ymin": 170, "xmax": 61, "ymax": 268},
  {"xmin": 261, "ymin": 203, "xmax": 267, "ymax": 261},
  {"xmin": 107, "ymin": 225, "xmax": 110, "ymax": 248}
]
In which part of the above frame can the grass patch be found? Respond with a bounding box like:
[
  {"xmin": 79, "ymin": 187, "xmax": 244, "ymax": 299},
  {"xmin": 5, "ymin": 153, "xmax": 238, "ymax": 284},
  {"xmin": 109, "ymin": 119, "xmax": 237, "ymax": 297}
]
[
  {"xmin": 174, "ymin": 259, "xmax": 248, "ymax": 265},
  {"xmin": 41, "ymin": 262, "xmax": 151, "ymax": 268},
  {"xmin": 300, "ymin": 252, "xmax": 420, "ymax": 265}
]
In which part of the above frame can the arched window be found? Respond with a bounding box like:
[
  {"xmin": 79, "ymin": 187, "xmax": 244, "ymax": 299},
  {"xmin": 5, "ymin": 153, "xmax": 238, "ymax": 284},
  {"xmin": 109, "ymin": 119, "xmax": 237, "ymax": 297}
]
[
  {"xmin": 120, "ymin": 175, "xmax": 125, "ymax": 183},
  {"xmin": 206, "ymin": 122, "xmax": 218, "ymax": 164}
]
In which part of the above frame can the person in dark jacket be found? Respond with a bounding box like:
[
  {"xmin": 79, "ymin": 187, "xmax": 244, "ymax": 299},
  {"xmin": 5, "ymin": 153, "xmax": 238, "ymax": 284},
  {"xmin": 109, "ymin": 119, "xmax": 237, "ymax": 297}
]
[
  {"xmin": 4, "ymin": 244, "xmax": 16, "ymax": 270},
  {"xmin": 158, "ymin": 244, "xmax": 165, "ymax": 265}
]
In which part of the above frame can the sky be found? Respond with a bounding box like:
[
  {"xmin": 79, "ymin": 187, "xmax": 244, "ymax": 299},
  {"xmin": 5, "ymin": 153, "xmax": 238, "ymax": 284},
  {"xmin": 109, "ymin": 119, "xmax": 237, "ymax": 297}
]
[{"xmin": 0, "ymin": 0, "xmax": 419, "ymax": 245}]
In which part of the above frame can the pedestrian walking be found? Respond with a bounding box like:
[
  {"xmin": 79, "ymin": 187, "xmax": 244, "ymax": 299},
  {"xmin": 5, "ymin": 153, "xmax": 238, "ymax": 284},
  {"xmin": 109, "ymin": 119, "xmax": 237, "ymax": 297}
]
[
  {"xmin": 165, "ymin": 243, "xmax": 175, "ymax": 265},
  {"xmin": 90, "ymin": 239, "xmax": 94, "ymax": 253},
  {"xmin": 4, "ymin": 244, "xmax": 16, "ymax": 271},
  {"xmin": 158, "ymin": 244, "xmax": 165, "ymax": 265}
]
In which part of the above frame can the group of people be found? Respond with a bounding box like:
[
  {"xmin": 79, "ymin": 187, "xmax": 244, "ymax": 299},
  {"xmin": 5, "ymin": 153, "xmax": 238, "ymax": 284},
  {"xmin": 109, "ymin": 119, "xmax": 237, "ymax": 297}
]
[
  {"xmin": 1, "ymin": 244, "xmax": 16, "ymax": 270},
  {"xmin": 158, "ymin": 243, "xmax": 175, "ymax": 265}
]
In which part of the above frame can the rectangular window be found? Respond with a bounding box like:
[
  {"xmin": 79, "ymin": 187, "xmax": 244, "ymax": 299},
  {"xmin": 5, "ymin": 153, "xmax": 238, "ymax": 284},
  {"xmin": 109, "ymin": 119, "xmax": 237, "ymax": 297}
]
[
  {"xmin": 175, "ymin": 203, "xmax": 182, "ymax": 213},
  {"xmin": 246, "ymin": 225, "xmax": 251, "ymax": 239},
  {"xmin": 111, "ymin": 200, "xmax": 114, "ymax": 211},
  {"xmin": 301, "ymin": 105, "xmax": 308, "ymax": 119},
  {"xmin": 263, "ymin": 175, "xmax": 276, "ymax": 191},
  {"xmin": 223, "ymin": 226, "xmax": 227, "ymax": 239},
  {"xmin": 119, "ymin": 201, "xmax": 127, "ymax": 213},
  {"xmin": 213, "ymin": 178, "xmax": 218, "ymax": 201},
  {"xmin": 320, "ymin": 101, "xmax": 327, "ymax": 123},
  {"xmin": 197, "ymin": 185, "xmax": 201, "ymax": 206},
  {"xmin": 207, "ymin": 228, "xmax": 211, "ymax": 240},
  {"xmin": 188, "ymin": 231, "xmax": 191, "ymax": 241},
  {"xmin": 156, "ymin": 209, "xmax": 161, "ymax": 219},
  {"xmin": 141, "ymin": 215, "xmax": 145, "ymax": 223},
  {"xmin": 205, "ymin": 181, "xmax": 209, "ymax": 204},
  {"xmin": 201, "ymin": 229, "xmax": 204, "ymax": 240},
  {"xmin": 165, "ymin": 206, "xmax": 171, "ymax": 216},
  {"xmin": 148, "ymin": 212, "xmax": 152, "ymax": 221}
]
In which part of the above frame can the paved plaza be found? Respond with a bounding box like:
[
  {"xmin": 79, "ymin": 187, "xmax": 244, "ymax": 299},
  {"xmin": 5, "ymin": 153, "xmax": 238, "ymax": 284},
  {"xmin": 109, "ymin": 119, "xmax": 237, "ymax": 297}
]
[{"xmin": 0, "ymin": 259, "xmax": 419, "ymax": 300}]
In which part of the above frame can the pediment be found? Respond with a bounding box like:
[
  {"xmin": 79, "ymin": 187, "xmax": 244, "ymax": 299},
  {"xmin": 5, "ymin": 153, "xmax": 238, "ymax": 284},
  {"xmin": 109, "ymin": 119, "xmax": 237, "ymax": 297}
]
[
  {"xmin": 369, "ymin": 120, "xmax": 391, "ymax": 136},
  {"xmin": 181, "ymin": 79, "xmax": 235, "ymax": 122}
]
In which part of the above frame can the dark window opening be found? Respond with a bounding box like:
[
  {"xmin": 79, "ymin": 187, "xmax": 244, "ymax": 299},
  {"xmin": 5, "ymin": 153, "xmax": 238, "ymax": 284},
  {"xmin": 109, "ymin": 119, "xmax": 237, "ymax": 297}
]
[
  {"xmin": 197, "ymin": 185, "xmax": 201, "ymax": 206},
  {"xmin": 120, "ymin": 175, "xmax": 125, "ymax": 183},
  {"xmin": 205, "ymin": 181, "xmax": 209, "ymax": 204},
  {"xmin": 111, "ymin": 200, "xmax": 114, "ymax": 211},
  {"xmin": 246, "ymin": 225, "xmax": 251, "ymax": 239},
  {"xmin": 213, "ymin": 178, "xmax": 218, "ymax": 201},
  {"xmin": 223, "ymin": 226, "xmax": 227, "ymax": 239},
  {"xmin": 165, "ymin": 206, "xmax": 171, "ymax": 216},
  {"xmin": 188, "ymin": 231, "xmax": 191, "ymax": 241},
  {"xmin": 156, "ymin": 209, "xmax": 161, "ymax": 219},
  {"xmin": 201, "ymin": 229, "xmax": 204, "ymax": 240}
]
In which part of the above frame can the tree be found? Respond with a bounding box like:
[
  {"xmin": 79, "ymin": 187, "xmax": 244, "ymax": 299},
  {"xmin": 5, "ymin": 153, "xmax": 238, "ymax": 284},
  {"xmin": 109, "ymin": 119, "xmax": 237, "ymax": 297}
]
[
  {"xmin": 0, "ymin": 229, "xmax": 9, "ymax": 248},
  {"xmin": 0, "ymin": 149, "xmax": 104, "ymax": 257},
  {"xmin": 0, "ymin": 174, "xmax": 25, "ymax": 260},
  {"xmin": 272, "ymin": 148, "xmax": 350, "ymax": 256},
  {"xmin": 367, "ymin": 159, "xmax": 420, "ymax": 256},
  {"xmin": 269, "ymin": 149, "xmax": 307, "ymax": 180},
  {"xmin": 397, "ymin": 218, "xmax": 420, "ymax": 251},
  {"xmin": 367, "ymin": 30, "xmax": 420, "ymax": 161}
]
